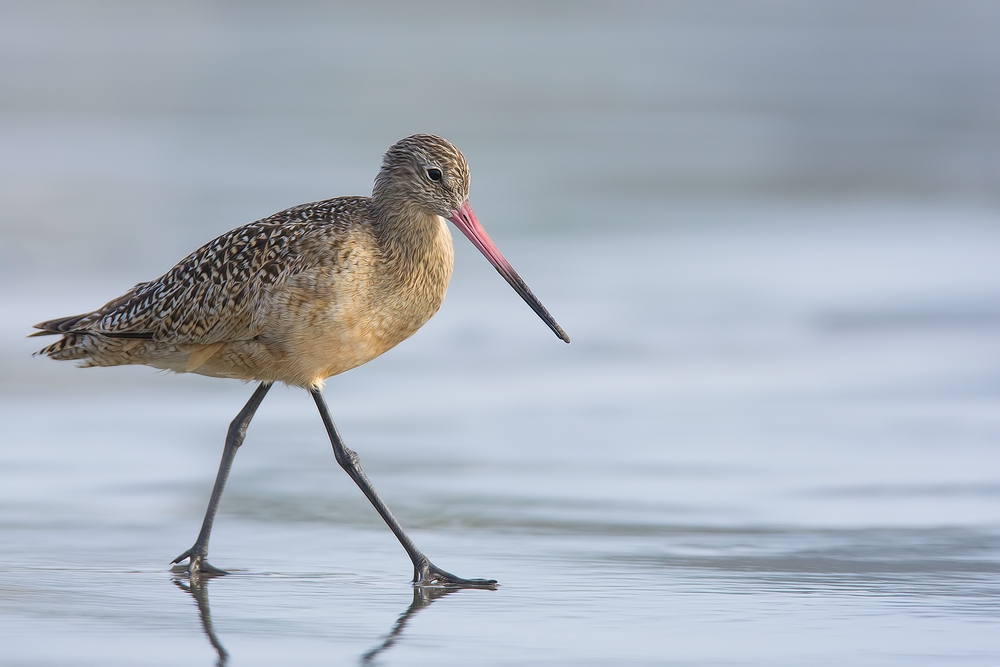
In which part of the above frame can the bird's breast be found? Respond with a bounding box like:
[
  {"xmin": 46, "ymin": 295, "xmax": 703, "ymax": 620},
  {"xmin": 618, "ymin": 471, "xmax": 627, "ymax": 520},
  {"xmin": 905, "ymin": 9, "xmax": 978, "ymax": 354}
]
[{"xmin": 263, "ymin": 216, "xmax": 455, "ymax": 386}]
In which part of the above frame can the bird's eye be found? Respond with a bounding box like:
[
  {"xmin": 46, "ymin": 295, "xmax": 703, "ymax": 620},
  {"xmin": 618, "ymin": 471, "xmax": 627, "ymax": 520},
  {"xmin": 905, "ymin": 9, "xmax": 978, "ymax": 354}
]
[{"xmin": 426, "ymin": 168, "xmax": 443, "ymax": 182}]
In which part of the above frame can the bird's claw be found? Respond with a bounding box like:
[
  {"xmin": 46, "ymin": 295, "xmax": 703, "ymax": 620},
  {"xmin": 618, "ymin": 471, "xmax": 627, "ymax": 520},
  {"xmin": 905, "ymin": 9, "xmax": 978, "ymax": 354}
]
[
  {"xmin": 171, "ymin": 548, "xmax": 228, "ymax": 579},
  {"xmin": 414, "ymin": 562, "xmax": 497, "ymax": 589}
]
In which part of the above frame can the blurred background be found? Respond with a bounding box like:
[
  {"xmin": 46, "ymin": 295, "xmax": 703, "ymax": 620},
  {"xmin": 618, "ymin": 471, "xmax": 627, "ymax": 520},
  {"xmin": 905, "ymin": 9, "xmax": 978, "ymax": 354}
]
[{"xmin": 1, "ymin": 2, "xmax": 999, "ymax": 666}]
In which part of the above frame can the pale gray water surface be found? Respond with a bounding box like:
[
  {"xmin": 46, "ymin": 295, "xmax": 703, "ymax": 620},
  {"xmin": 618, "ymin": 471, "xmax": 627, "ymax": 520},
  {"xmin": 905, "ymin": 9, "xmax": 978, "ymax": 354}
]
[
  {"xmin": 3, "ymin": 215, "xmax": 999, "ymax": 665},
  {"xmin": 2, "ymin": 2, "xmax": 1000, "ymax": 666}
]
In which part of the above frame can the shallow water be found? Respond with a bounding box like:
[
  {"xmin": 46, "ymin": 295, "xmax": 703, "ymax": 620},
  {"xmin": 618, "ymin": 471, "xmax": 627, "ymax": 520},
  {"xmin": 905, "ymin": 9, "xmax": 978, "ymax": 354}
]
[
  {"xmin": 3, "ymin": 215, "xmax": 1000, "ymax": 665},
  {"xmin": 2, "ymin": 2, "xmax": 1000, "ymax": 665}
]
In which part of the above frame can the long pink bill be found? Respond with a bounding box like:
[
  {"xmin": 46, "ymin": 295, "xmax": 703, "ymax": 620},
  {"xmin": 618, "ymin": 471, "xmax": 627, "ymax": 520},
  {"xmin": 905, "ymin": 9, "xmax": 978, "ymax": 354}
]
[{"xmin": 447, "ymin": 201, "xmax": 570, "ymax": 343}]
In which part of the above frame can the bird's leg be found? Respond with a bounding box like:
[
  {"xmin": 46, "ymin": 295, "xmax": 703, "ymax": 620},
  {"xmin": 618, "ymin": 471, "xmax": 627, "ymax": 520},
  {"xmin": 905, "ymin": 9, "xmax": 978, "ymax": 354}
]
[
  {"xmin": 310, "ymin": 389, "xmax": 497, "ymax": 589},
  {"xmin": 173, "ymin": 381, "xmax": 273, "ymax": 579}
]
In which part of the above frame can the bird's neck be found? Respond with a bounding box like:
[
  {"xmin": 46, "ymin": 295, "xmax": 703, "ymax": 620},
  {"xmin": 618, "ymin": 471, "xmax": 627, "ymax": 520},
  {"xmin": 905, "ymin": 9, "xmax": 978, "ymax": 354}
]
[{"xmin": 370, "ymin": 201, "xmax": 455, "ymax": 288}]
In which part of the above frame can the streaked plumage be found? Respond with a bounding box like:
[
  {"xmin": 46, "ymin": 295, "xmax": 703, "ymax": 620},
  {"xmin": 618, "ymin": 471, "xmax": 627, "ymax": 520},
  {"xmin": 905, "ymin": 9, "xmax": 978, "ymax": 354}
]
[{"xmin": 35, "ymin": 195, "xmax": 455, "ymax": 387}]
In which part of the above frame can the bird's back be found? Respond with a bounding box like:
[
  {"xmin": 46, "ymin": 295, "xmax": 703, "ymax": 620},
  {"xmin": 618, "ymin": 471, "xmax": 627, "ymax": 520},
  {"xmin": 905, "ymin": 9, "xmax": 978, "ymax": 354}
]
[{"xmin": 34, "ymin": 195, "xmax": 455, "ymax": 388}]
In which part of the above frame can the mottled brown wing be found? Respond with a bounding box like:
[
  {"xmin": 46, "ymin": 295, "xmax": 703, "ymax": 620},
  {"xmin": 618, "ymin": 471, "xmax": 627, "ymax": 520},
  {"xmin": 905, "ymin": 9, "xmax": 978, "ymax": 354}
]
[{"xmin": 32, "ymin": 197, "xmax": 368, "ymax": 345}]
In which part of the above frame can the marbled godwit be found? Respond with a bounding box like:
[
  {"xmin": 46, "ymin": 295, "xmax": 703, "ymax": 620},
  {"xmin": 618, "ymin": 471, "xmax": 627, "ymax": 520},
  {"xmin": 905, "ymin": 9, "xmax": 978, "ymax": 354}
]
[{"xmin": 31, "ymin": 134, "xmax": 568, "ymax": 587}]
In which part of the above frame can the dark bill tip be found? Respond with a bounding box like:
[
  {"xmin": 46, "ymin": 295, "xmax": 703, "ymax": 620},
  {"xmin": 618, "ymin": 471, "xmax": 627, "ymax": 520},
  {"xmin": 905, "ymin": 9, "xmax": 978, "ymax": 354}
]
[{"xmin": 447, "ymin": 201, "xmax": 570, "ymax": 344}]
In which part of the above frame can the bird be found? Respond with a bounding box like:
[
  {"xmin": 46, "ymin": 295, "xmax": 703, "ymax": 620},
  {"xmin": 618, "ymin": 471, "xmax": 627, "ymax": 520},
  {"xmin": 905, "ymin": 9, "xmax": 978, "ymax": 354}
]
[{"xmin": 31, "ymin": 134, "xmax": 569, "ymax": 587}]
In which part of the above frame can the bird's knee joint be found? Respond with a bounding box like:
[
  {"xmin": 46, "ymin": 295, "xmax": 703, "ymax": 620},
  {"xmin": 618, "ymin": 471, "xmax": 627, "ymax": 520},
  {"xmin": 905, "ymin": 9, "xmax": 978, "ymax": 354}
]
[
  {"xmin": 226, "ymin": 425, "xmax": 248, "ymax": 445},
  {"xmin": 337, "ymin": 447, "xmax": 360, "ymax": 469}
]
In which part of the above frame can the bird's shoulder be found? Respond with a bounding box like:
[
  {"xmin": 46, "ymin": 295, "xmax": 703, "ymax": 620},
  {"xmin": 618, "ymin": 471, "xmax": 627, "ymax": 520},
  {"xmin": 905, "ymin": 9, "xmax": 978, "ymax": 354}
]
[
  {"xmin": 167, "ymin": 195, "xmax": 374, "ymax": 281},
  {"xmin": 53, "ymin": 196, "xmax": 375, "ymax": 343}
]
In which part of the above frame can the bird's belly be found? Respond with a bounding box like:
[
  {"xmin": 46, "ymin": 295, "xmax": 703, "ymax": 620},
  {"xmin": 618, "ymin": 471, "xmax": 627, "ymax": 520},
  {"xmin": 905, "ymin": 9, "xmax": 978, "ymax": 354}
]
[
  {"xmin": 187, "ymin": 321, "xmax": 390, "ymax": 388},
  {"xmin": 288, "ymin": 317, "xmax": 396, "ymax": 386},
  {"xmin": 244, "ymin": 286, "xmax": 442, "ymax": 388}
]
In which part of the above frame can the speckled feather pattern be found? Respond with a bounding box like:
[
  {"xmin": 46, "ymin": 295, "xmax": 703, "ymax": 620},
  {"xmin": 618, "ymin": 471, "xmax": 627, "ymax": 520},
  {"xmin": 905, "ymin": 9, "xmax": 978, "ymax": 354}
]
[
  {"xmin": 42, "ymin": 198, "xmax": 365, "ymax": 343},
  {"xmin": 34, "ymin": 134, "xmax": 468, "ymax": 388}
]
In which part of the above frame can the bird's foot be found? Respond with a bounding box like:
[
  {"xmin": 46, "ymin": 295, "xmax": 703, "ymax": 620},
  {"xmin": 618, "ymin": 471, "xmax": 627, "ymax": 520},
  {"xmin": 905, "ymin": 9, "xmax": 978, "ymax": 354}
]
[
  {"xmin": 171, "ymin": 547, "xmax": 228, "ymax": 580},
  {"xmin": 413, "ymin": 561, "xmax": 497, "ymax": 589}
]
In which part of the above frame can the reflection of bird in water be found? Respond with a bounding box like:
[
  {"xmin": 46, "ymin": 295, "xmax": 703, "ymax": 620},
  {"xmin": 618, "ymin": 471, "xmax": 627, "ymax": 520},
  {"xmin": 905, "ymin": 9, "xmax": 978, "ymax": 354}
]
[
  {"xmin": 360, "ymin": 587, "xmax": 461, "ymax": 664},
  {"xmin": 173, "ymin": 575, "xmax": 462, "ymax": 666},
  {"xmin": 173, "ymin": 578, "xmax": 229, "ymax": 667},
  {"xmin": 32, "ymin": 134, "xmax": 568, "ymax": 586}
]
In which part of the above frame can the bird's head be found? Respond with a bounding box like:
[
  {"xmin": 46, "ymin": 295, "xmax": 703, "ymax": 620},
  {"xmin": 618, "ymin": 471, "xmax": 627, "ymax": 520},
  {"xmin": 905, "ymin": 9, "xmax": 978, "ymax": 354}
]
[
  {"xmin": 373, "ymin": 134, "xmax": 570, "ymax": 344},
  {"xmin": 373, "ymin": 133, "xmax": 470, "ymax": 219}
]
